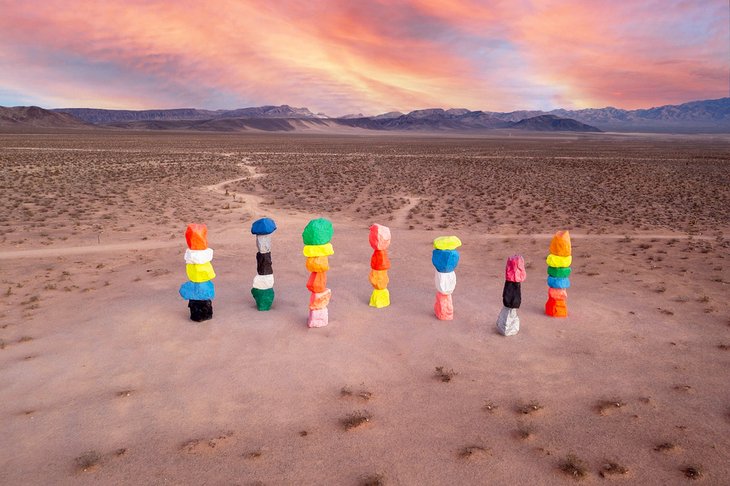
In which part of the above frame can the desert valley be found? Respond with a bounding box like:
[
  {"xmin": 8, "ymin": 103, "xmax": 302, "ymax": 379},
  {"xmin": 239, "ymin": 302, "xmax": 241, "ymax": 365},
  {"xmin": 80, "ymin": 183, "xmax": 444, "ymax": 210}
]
[{"xmin": 0, "ymin": 127, "xmax": 728, "ymax": 485}]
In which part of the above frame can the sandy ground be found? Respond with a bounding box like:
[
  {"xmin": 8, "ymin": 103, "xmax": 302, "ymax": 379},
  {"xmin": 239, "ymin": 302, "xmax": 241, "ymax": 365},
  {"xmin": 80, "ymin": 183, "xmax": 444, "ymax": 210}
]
[{"xmin": 0, "ymin": 132, "xmax": 729, "ymax": 485}]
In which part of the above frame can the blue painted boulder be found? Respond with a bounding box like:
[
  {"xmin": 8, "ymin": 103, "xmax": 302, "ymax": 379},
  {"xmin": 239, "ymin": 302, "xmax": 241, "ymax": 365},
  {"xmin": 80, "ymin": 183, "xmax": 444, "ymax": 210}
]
[
  {"xmin": 251, "ymin": 217, "xmax": 277, "ymax": 235},
  {"xmin": 179, "ymin": 280, "xmax": 216, "ymax": 300},
  {"xmin": 432, "ymin": 249, "xmax": 460, "ymax": 273},
  {"xmin": 547, "ymin": 276, "xmax": 570, "ymax": 289}
]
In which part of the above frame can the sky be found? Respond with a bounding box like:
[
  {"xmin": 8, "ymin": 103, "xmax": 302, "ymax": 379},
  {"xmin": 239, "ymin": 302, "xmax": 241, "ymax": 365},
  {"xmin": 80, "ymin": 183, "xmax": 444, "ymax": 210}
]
[{"xmin": 0, "ymin": 0, "xmax": 727, "ymax": 116}]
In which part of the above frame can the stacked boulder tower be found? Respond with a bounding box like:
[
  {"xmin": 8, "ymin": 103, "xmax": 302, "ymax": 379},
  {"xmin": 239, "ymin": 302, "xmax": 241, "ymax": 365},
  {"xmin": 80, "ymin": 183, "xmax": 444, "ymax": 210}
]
[
  {"xmin": 497, "ymin": 255, "xmax": 526, "ymax": 336},
  {"xmin": 368, "ymin": 224, "xmax": 391, "ymax": 308},
  {"xmin": 545, "ymin": 230, "xmax": 572, "ymax": 318},
  {"xmin": 432, "ymin": 236, "xmax": 462, "ymax": 320},
  {"xmin": 250, "ymin": 217, "xmax": 277, "ymax": 311},
  {"xmin": 179, "ymin": 223, "xmax": 216, "ymax": 322},
  {"xmin": 302, "ymin": 218, "xmax": 334, "ymax": 328}
]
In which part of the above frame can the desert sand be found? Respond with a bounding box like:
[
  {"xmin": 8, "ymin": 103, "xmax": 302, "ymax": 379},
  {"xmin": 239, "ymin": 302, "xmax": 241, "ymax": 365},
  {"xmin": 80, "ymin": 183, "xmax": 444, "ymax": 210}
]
[{"xmin": 0, "ymin": 130, "xmax": 728, "ymax": 485}]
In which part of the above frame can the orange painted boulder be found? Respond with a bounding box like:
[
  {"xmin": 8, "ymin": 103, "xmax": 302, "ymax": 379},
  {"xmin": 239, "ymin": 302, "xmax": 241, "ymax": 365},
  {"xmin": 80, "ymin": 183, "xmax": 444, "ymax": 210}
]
[
  {"xmin": 306, "ymin": 271, "xmax": 327, "ymax": 293},
  {"xmin": 369, "ymin": 224, "xmax": 391, "ymax": 250},
  {"xmin": 434, "ymin": 292, "xmax": 454, "ymax": 320},
  {"xmin": 369, "ymin": 269, "xmax": 389, "ymax": 290},
  {"xmin": 549, "ymin": 230, "xmax": 571, "ymax": 257},
  {"xmin": 309, "ymin": 288, "xmax": 332, "ymax": 310},
  {"xmin": 185, "ymin": 223, "xmax": 208, "ymax": 250},
  {"xmin": 548, "ymin": 287, "xmax": 568, "ymax": 300},
  {"xmin": 371, "ymin": 250, "xmax": 391, "ymax": 271},
  {"xmin": 305, "ymin": 256, "xmax": 330, "ymax": 273},
  {"xmin": 545, "ymin": 296, "xmax": 568, "ymax": 317}
]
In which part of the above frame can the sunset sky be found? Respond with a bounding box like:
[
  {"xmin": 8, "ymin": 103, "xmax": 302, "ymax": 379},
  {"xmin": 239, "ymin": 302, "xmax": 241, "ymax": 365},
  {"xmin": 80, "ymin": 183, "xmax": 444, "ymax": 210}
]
[{"xmin": 0, "ymin": 0, "xmax": 727, "ymax": 115}]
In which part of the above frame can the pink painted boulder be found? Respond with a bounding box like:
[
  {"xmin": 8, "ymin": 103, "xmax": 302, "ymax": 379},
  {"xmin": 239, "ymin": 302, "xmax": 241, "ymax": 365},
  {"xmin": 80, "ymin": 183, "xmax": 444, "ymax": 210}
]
[
  {"xmin": 307, "ymin": 307, "xmax": 329, "ymax": 328},
  {"xmin": 434, "ymin": 292, "xmax": 454, "ymax": 320},
  {"xmin": 505, "ymin": 254, "xmax": 526, "ymax": 283}
]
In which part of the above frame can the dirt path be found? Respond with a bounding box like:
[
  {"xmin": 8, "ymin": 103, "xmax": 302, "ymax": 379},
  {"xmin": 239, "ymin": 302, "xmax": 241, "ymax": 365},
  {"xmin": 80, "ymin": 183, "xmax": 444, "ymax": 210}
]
[
  {"xmin": 0, "ymin": 240, "xmax": 180, "ymax": 260},
  {"xmin": 204, "ymin": 163, "xmax": 266, "ymax": 216},
  {"xmin": 392, "ymin": 196, "xmax": 422, "ymax": 227}
]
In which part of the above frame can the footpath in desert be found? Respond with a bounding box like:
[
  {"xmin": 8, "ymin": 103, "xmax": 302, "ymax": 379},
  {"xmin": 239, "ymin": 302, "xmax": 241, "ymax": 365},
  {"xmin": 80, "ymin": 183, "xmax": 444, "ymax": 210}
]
[{"xmin": 0, "ymin": 131, "xmax": 729, "ymax": 485}]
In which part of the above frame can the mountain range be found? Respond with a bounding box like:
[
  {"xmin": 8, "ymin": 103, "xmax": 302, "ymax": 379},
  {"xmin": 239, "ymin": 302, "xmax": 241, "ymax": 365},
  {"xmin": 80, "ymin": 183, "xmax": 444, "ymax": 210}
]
[{"xmin": 0, "ymin": 98, "xmax": 727, "ymax": 133}]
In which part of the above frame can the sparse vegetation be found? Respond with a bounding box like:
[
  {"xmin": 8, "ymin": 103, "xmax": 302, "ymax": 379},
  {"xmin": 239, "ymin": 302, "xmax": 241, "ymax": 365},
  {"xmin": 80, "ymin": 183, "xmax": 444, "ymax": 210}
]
[
  {"xmin": 341, "ymin": 385, "xmax": 373, "ymax": 400},
  {"xmin": 434, "ymin": 366, "xmax": 457, "ymax": 382},
  {"xmin": 458, "ymin": 445, "xmax": 490, "ymax": 459},
  {"xmin": 483, "ymin": 400, "xmax": 498, "ymax": 413},
  {"xmin": 559, "ymin": 454, "xmax": 588, "ymax": 479},
  {"xmin": 654, "ymin": 442, "xmax": 677, "ymax": 452},
  {"xmin": 74, "ymin": 450, "xmax": 101, "ymax": 472},
  {"xmin": 517, "ymin": 400, "xmax": 544, "ymax": 415},
  {"xmin": 595, "ymin": 399, "xmax": 626, "ymax": 415},
  {"xmin": 599, "ymin": 461, "xmax": 628, "ymax": 477},
  {"xmin": 516, "ymin": 423, "xmax": 535, "ymax": 440},
  {"xmin": 341, "ymin": 411, "xmax": 372, "ymax": 430},
  {"xmin": 681, "ymin": 465, "xmax": 703, "ymax": 480},
  {"xmin": 245, "ymin": 449, "xmax": 263, "ymax": 459},
  {"xmin": 361, "ymin": 473, "xmax": 385, "ymax": 486}
]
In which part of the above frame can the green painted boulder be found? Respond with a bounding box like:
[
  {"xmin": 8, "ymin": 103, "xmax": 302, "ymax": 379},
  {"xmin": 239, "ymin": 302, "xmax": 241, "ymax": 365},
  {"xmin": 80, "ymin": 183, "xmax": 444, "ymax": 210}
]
[
  {"xmin": 547, "ymin": 266, "xmax": 571, "ymax": 278},
  {"xmin": 251, "ymin": 287, "xmax": 275, "ymax": 311},
  {"xmin": 302, "ymin": 218, "xmax": 333, "ymax": 246}
]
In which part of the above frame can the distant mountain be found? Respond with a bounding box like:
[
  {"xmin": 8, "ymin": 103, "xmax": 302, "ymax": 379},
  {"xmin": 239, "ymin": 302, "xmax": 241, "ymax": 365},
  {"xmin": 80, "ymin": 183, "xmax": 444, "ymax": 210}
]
[
  {"xmin": 105, "ymin": 117, "xmax": 330, "ymax": 132},
  {"xmin": 54, "ymin": 104, "xmax": 322, "ymax": 123},
  {"xmin": 55, "ymin": 108, "xmax": 220, "ymax": 124},
  {"xmin": 0, "ymin": 106, "xmax": 90, "ymax": 128},
  {"xmin": 509, "ymin": 115, "xmax": 601, "ymax": 132},
  {"xmin": 515, "ymin": 98, "xmax": 730, "ymax": 132},
  {"xmin": 337, "ymin": 108, "xmax": 510, "ymax": 131},
  {"xmin": 5, "ymin": 97, "xmax": 722, "ymax": 133},
  {"xmin": 359, "ymin": 98, "xmax": 728, "ymax": 132},
  {"xmin": 371, "ymin": 111, "xmax": 404, "ymax": 120},
  {"xmin": 217, "ymin": 105, "xmax": 323, "ymax": 119}
]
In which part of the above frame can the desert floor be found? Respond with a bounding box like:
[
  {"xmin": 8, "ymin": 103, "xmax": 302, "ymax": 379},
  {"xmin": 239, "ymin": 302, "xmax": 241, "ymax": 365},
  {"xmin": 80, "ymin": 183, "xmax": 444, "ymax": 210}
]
[{"xmin": 0, "ymin": 131, "xmax": 728, "ymax": 485}]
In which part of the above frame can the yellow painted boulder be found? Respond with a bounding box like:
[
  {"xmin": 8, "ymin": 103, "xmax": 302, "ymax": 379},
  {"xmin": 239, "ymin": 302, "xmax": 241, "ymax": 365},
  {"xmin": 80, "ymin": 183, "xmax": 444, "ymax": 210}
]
[
  {"xmin": 186, "ymin": 262, "xmax": 216, "ymax": 282},
  {"xmin": 303, "ymin": 243, "xmax": 334, "ymax": 257},
  {"xmin": 369, "ymin": 288, "xmax": 390, "ymax": 308},
  {"xmin": 546, "ymin": 254, "xmax": 572, "ymax": 268},
  {"xmin": 433, "ymin": 235, "xmax": 462, "ymax": 250}
]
